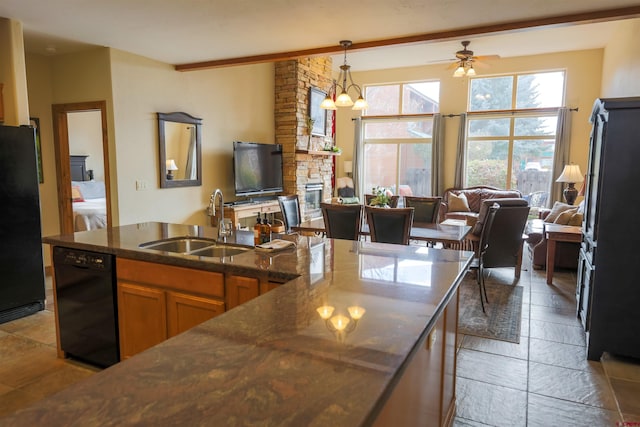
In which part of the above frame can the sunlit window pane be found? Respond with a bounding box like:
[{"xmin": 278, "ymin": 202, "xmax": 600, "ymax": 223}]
[
  {"xmin": 402, "ymin": 82, "xmax": 440, "ymax": 114},
  {"xmin": 514, "ymin": 117, "xmax": 557, "ymax": 136},
  {"xmin": 513, "ymin": 139, "xmax": 555, "ymax": 206},
  {"xmin": 363, "ymin": 144, "xmax": 398, "ymax": 194},
  {"xmin": 466, "ymin": 140, "xmax": 508, "ymax": 188},
  {"xmin": 399, "ymin": 143, "xmax": 432, "ymax": 197},
  {"xmin": 364, "ymin": 120, "xmax": 433, "ymax": 139},
  {"xmin": 516, "ymin": 72, "xmax": 565, "ymax": 109},
  {"xmin": 469, "ymin": 76, "xmax": 513, "ymax": 111},
  {"xmin": 468, "ymin": 118, "xmax": 510, "ymax": 137},
  {"xmin": 364, "ymin": 85, "xmax": 400, "ymax": 115}
]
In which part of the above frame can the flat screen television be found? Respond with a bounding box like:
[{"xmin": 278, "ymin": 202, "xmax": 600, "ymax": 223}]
[{"xmin": 233, "ymin": 141, "xmax": 284, "ymax": 197}]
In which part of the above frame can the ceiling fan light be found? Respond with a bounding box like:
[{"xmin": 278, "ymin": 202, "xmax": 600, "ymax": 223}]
[
  {"xmin": 335, "ymin": 91, "xmax": 354, "ymax": 107},
  {"xmin": 352, "ymin": 95, "xmax": 368, "ymax": 110},
  {"xmin": 453, "ymin": 65, "xmax": 466, "ymax": 77},
  {"xmin": 466, "ymin": 66, "xmax": 476, "ymax": 76},
  {"xmin": 320, "ymin": 95, "xmax": 337, "ymax": 110}
]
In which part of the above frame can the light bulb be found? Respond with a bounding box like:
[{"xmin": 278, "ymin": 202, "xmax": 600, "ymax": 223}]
[
  {"xmin": 335, "ymin": 91, "xmax": 354, "ymax": 107},
  {"xmin": 316, "ymin": 306, "xmax": 334, "ymax": 320}
]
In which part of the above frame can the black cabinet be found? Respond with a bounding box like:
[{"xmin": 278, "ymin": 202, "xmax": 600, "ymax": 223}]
[{"xmin": 578, "ymin": 97, "xmax": 640, "ymax": 361}]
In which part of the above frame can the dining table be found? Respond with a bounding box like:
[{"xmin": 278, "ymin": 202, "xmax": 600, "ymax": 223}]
[{"xmin": 292, "ymin": 216, "xmax": 472, "ymax": 246}]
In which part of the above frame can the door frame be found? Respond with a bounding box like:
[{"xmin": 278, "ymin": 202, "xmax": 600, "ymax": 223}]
[{"xmin": 52, "ymin": 101, "xmax": 112, "ymax": 234}]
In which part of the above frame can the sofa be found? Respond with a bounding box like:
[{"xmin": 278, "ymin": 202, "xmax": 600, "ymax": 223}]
[
  {"xmin": 439, "ymin": 185, "xmax": 523, "ymax": 222},
  {"xmin": 526, "ymin": 201, "xmax": 582, "ymax": 270}
]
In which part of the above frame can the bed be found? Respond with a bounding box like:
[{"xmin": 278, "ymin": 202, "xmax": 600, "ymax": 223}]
[{"xmin": 72, "ymin": 180, "xmax": 107, "ymax": 231}]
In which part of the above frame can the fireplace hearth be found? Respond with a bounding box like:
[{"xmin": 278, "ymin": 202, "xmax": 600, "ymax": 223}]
[{"xmin": 305, "ymin": 183, "xmax": 323, "ymax": 219}]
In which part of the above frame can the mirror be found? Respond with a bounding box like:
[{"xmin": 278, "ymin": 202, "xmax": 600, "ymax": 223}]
[{"xmin": 158, "ymin": 112, "xmax": 202, "ymax": 188}]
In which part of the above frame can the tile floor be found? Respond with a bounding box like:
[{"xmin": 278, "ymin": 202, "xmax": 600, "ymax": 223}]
[
  {"xmin": 0, "ymin": 255, "xmax": 639, "ymax": 425},
  {"xmin": 453, "ymin": 258, "xmax": 640, "ymax": 426}
]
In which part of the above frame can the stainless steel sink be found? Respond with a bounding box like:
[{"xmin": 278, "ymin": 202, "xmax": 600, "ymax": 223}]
[
  {"xmin": 139, "ymin": 237, "xmax": 217, "ymax": 253},
  {"xmin": 139, "ymin": 237, "xmax": 252, "ymax": 257},
  {"xmin": 189, "ymin": 246, "xmax": 249, "ymax": 257}
]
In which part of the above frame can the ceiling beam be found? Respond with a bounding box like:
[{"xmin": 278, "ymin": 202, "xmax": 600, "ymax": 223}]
[{"xmin": 175, "ymin": 6, "xmax": 640, "ymax": 72}]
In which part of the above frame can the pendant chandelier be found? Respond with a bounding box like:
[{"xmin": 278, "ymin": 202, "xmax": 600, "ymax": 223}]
[
  {"xmin": 452, "ymin": 59, "xmax": 476, "ymax": 77},
  {"xmin": 320, "ymin": 40, "xmax": 368, "ymax": 111}
]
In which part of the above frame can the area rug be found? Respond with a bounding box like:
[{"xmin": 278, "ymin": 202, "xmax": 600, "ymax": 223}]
[{"xmin": 458, "ymin": 277, "xmax": 523, "ymax": 343}]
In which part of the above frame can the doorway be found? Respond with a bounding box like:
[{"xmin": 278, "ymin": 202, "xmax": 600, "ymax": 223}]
[{"xmin": 52, "ymin": 101, "xmax": 111, "ymax": 234}]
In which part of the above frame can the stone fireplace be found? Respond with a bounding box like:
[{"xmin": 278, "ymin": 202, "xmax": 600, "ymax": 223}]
[{"xmin": 274, "ymin": 58, "xmax": 335, "ymax": 220}]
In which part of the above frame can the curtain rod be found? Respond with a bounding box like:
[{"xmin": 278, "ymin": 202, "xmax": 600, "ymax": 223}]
[{"xmin": 352, "ymin": 107, "xmax": 578, "ymax": 121}]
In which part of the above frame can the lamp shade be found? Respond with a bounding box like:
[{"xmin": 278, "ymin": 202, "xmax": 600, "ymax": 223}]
[
  {"xmin": 166, "ymin": 159, "xmax": 178, "ymax": 171},
  {"xmin": 556, "ymin": 164, "xmax": 583, "ymax": 183},
  {"xmin": 344, "ymin": 160, "xmax": 353, "ymax": 174}
]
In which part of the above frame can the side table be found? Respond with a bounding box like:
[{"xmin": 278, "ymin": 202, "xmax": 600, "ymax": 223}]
[{"xmin": 545, "ymin": 224, "xmax": 582, "ymax": 284}]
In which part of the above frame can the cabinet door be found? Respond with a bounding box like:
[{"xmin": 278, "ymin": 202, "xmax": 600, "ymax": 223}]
[
  {"xmin": 166, "ymin": 291, "xmax": 225, "ymax": 337},
  {"xmin": 226, "ymin": 275, "xmax": 260, "ymax": 310},
  {"xmin": 117, "ymin": 282, "xmax": 167, "ymax": 359}
]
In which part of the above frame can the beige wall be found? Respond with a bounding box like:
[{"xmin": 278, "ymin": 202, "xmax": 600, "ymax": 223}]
[
  {"xmin": 109, "ymin": 49, "xmax": 275, "ymax": 226},
  {"xmin": 68, "ymin": 110, "xmax": 104, "ymax": 180},
  {"xmin": 335, "ymin": 49, "xmax": 604, "ymax": 192},
  {"xmin": 0, "ymin": 18, "xmax": 29, "ymax": 125},
  {"xmin": 601, "ymin": 18, "xmax": 640, "ymax": 97}
]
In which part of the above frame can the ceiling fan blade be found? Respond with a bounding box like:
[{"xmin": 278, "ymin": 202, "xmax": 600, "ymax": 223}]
[{"xmin": 474, "ymin": 54, "xmax": 500, "ymax": 61}]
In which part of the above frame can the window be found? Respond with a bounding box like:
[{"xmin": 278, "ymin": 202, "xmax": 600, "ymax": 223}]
[
  {"xmin": 465, "ymin": 71, "xmax": 565, "ymax": 205},
  {"xmin": 361, "ymin": 81, "xmax": 439, "ymax": 198}
]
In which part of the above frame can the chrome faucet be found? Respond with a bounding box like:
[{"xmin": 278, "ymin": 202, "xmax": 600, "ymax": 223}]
[{"xmin": 210, "ymin": 188, "xmax": 225, "ymax": 238}]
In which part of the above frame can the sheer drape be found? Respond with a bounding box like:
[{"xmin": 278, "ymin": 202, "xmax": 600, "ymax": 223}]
[
  {"xmin": 551, "ymin": 107, "xmax": 571, "ymax": 204},
  {"xmin": 454, "ymin": 113, "xmax": 467, "ymax": 188},
  {"xmin": 431, "ymin": 113, "xmax": 444, "ymax": 196},
  {"xmin": 352, "ymin": 117, "xmax": 363, "ymax": 199}
]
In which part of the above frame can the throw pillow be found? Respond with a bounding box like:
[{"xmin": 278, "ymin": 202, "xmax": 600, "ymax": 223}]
[
  {"xmin": 71, "ymin": 186, "xmax": 85, "ymax": 202},
  {"xmin": 448, "ymin": 192, "xmax": 470, "ymax": 212},
  {"xmin": 544, "ymin": 201, "xmax": 574, "ymax": 223},
  {"xmin": 553, "ymin": 208, "xmax": 578, "ymax": 225},
  {"xmin": 568, "ymin": 212, "xmax": 583, "ymax": 226}
]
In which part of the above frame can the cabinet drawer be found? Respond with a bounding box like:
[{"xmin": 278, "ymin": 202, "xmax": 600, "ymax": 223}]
[
  {"xmin": 117, "ymin": 258, "xmax": 224, "ymax": 298},
  {"xmin": 261, "ymin": 204, "xmax": 280, "ymax": 214}
]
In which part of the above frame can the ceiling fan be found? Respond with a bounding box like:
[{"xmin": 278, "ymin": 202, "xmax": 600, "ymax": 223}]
[{"xmin": 448, "ymin": 40, "xmax": 499, "ymax": 77}]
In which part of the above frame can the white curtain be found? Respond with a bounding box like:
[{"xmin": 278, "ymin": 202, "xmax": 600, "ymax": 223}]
[
  {"xmin": 352, "ymin": 117, "xmax": 363, "ymax": 199},
  {"xmin": 454, "ymin": 113, "xmax": 467, "ymax": 188},
  {"xmin": 431, "ymin": 113, "xmax": 444, "ymax": 196},
  {"xmin": 184, "ymin": 126, "xmax": 198, "ymax": 180},
  {"xmin": 551, "ymin": 107, "xmax": 571, "ymax": 204}
]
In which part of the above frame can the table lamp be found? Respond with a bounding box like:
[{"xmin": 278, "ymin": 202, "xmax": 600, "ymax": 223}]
[
  {"xmin": 166, "ymin": 159, "xmax": 178, "ymax": 180},
  {"xmin": 556, "ymin": 164, "xmax": 584, "ymax": 205},
  {"xmin": 344, "ymin": 160, "xmax": 353, "ymax": 178}
]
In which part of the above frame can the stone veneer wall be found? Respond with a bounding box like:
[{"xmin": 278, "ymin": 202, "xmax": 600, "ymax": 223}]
[{"xmin": 274, "ymin": 57, "xmax": 335, "ymax": 220}]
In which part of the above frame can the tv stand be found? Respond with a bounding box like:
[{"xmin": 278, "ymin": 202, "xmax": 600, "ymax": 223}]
[
  {"xmin": 212, "ymin": 199, "xmax": 280, "ymax": 229},
  {"xmin": 250, "ymin": 195, "xmax": 278, "ymax": 203}
]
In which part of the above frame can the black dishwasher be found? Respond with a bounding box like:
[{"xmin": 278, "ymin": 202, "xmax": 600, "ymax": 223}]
[{"xmin": 53, "ymin": 247, "xmax": 119, "ymax": 367}]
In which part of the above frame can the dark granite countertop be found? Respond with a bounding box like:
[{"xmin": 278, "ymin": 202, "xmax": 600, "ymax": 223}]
[{"xmin": 6, "ymin": 222, "xmax": 473, "ymax": 426}]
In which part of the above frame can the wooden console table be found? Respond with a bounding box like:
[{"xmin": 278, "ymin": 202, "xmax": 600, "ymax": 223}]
[
  {"xmin": 545, "ymin": 224, "xmax": 582, "ymax": 284},
  {"xmin": 212, "ymin": 200, "xmax": 280, "ymax": 229}
]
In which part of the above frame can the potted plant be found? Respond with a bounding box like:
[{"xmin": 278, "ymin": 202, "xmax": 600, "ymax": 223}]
[{"xmin": 369, "ymin": 186, "xmax": 391, "ymax": 207}]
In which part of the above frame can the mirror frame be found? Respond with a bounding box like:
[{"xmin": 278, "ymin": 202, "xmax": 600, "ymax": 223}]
[{"xmin": 158, "ymin": 112, "xmax": 202, "ymax": 188}]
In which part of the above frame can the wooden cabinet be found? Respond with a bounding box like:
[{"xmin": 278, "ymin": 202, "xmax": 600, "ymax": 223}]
[
  {"xmin": 373, "ymin": 288, "xmax": 458, "ymax": 427},
  {"xmin": 116, "ymin": 258, "xmax": 281, "ymax": 359},
  {"xmin": 116, "ymin": 258, "xmax": 225, "ymax": 359},
  {"xmin": 226, "ymin": 275, "xmax": 260, "ymax": 310},
  {"xmin": 579, "ymin": 97, "xmax": 640, "ymax": 360}
]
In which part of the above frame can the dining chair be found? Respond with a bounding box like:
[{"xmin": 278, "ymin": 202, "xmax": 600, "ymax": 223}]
[
  {"xmin": 404, "ymin": 196, "xmax": 442, "ymax": 225},
  {"xmin": 470, "ymin": 204, "xmax": 499, "ymax": 313},
  {"xmin": 277, "ymin": 195, "xmax": 301, "ymax": 233},
  {"xmin": 365, "ymin": 206, "xmax": 414, "ymax": 245},
  {"xmin": 364, "ymin": 194, "xmax": 400, "ymax": 208},
  {"xmin": 320, "ymin": 203, "xmax": 363, "ymax": 240}
]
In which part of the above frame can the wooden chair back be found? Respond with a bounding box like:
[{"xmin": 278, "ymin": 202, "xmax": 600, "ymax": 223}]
[
  {"xmin": 321, "ymin": 203, "xmax": 362, "ymax": 240},
  {"xmin": 277, "ymin": 195, "xmax": 301, "ymax": 233},
  {"xmin": 365, "ymin": 206, "xmax": 414, "ymax": 245},
  {"xmin": 404, "ymin": 196, "xmax": 442, "ymax": 225}
]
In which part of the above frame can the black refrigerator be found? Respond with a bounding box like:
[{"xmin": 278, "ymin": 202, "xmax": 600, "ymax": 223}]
[{"xmin": 0, "ymin": 124, "xmax": 46, "ymax": 324}]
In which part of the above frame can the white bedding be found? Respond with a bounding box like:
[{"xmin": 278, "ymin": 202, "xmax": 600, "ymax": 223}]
[{"xmin": 73, "ymin": 197, "xmax": 107, "ymax": 231}]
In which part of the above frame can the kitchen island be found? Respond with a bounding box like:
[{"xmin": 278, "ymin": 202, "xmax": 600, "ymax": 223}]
[{"xmin": 5, "ymin": 222, "xmax": 473, "ymax": 426}]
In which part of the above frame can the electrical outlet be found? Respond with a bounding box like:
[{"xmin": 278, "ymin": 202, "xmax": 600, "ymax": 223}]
[{"xmin": 135, "ymin": 179, "xmax": 148, "ymax": 191}]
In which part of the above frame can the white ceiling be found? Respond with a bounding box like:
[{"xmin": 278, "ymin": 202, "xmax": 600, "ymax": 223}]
[{"xmin": 1, "ymin": 0, "xmax": 638, "ymax": 71}]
